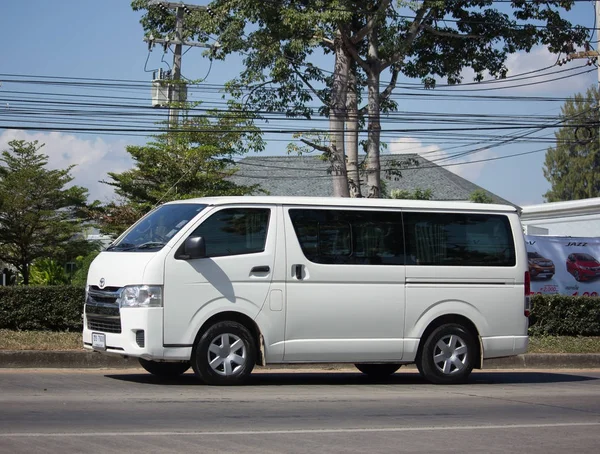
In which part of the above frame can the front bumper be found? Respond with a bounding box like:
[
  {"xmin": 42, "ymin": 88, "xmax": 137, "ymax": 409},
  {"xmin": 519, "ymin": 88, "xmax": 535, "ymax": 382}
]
[{"xmin": 83, "ymin": 307, "xmax": 190, "ymax": 361}]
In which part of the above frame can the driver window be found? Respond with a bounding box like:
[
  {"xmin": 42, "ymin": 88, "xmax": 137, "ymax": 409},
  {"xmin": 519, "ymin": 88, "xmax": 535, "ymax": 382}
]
[{"xmin": 191, "ymin": 208, "xmax": 270, "ymax": 257}]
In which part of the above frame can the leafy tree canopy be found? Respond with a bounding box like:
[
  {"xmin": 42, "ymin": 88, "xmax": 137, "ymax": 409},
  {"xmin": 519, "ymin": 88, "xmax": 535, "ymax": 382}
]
[
  {"xmin": 469, "ymin": 189, "xmax": 494, "ymax": 204},
  {"xmin": 132, "ymin": 0, "xmax": 588, "ymax": 198},
  {"xmin": 91, "ymin": 110, "xmax": 265, "ymax": 237},
  {"xmin": 390, "ymin": 187, "xmax": 432, "ymax": 200},
  {"xmin": 543, "ymin": 85, "xmax": 600, "ymax": 202},
  {"xmin": 0, "ymin": 140, "xmax": 88, "ymax": 285}
]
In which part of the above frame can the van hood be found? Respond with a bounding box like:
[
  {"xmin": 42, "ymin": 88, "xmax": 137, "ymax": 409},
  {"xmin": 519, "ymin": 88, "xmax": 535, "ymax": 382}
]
[{"xmin": 87, "ymin": 251, "xmax": 162, "ymax": 289}]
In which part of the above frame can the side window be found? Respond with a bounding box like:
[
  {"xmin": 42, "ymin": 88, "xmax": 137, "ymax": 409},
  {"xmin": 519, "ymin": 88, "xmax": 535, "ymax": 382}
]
[
  {"xmin": 403, "ymin": 212, "xmax": 515, "ymax": 267},
  {"xmin": 289, "ymin": 209, "xmax": 405, "ymax": 265},
  {"xmin": 191, "ymin": 208, "xmax": 270, "ymax": 257}
]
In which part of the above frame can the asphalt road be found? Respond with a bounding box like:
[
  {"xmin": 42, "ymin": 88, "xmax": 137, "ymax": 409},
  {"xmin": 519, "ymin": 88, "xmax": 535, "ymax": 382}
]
[{"xmin": 0, "ymin": 368, "xmax": 599, "ymax": 453}]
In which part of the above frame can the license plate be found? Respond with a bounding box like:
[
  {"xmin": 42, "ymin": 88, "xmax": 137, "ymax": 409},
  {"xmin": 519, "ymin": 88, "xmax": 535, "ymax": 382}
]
[{"xmin": 92, "ymin": 332, "xmax": 106, "ymax": 350}]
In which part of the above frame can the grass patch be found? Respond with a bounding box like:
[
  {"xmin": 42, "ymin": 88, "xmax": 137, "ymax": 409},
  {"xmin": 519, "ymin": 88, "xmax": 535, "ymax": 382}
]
[
  {"xmin": 527, "ymin": 336, "xmax": 600, "ymax": 354},
  {"xmin": 1, "ymin": 331, "xmax": 599, "ymax": 353},
  {"xmin": 0, "ymin": 330, "xmax": 83, "ymax": 351}
]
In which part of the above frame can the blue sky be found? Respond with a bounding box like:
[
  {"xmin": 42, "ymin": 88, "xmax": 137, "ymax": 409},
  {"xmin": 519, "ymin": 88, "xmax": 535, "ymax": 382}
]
[{"xmin": 0, "ymin": 0, "xmax": 597, "ymax": 206}]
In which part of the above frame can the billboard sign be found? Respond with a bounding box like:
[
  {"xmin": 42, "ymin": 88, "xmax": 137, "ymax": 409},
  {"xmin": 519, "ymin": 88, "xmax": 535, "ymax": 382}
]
[{"xmin": 525, "ymin": 235, "xmax": 600, "ymax": 297}]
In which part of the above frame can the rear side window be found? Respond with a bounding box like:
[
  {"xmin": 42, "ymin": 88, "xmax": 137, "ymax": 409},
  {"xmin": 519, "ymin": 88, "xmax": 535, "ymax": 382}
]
[
  {"xmin": 191, "ymin": 208, "xmax": 270, "ymax": 257},
  {"xmin": 403, "ymin": 212, "xmax": 515, "ymax": 267},
  {"xmin": 289, "ymin": 209, "xmax": 405, "ymax": 265}
]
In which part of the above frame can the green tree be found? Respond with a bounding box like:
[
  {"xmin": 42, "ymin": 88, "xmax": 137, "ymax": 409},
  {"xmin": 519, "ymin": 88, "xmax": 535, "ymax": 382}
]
[
  {"xmin": 469, "ymin": 189, "xmax": 494, "ymax": 204},
  {"xmin": 93, "ymin": 109, "xmax": 264, "ymax": 236},
  {"xmin": 0, "ymin": 140, "xmax": 88, "ymax": 285},
  {"xmin": 390, "ymin": 187, "xmax": 432, "ymax": 200},
  {"xmin": 71, "ymin": 250, "xmax": 101, "ymax": 287},
  {"xmin": 543, "ymin": 85, "xmax": 600, "ymax": 202},
  {"xmin": 29, "ymin": 258, "xmax": 70, "ymax": 286},
  {"xmin": 132, "ymin": 0, "xmax": 588, "ymax": 198}
]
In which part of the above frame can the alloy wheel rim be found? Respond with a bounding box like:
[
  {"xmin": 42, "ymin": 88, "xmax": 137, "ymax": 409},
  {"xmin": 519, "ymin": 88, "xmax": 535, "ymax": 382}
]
[
  {"xmin": 433, "ymin": 334, "xmax": 468, "ymax": 375},
  {"xmin": 207, "ymin": 333, "xmax": 247, "ymax": 376}
]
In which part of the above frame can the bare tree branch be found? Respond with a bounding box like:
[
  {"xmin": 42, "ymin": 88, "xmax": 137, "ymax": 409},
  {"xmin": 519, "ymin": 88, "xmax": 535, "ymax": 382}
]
[
  {"xmin": 382, "ymin": 6, "xmax": 432, "ymax": 70},
  {"xmin": 318, "ymin": 36, "xmax": 335, "ymax": 49},
  {"xmin": 358, "ymin": 66, "xmax": 399, "ymax": 115},
  {"xmin": 300, "ymin": 138, "xmax": 331, "ymax": 153},
  {"xmin": 339, "ymin": 26, "xmax": 370, "ymax": 73},
  {"xmin": 380, "ymin": 66, "xmax": 399, "ymax": 101},
  {"xmin": 292, "ymin": 65, "xmax": 328, "ymax": 105},
  {"xmin": 241, "ymin": 79, "xmax": 275, "ymax": 110},
  {"xmin": 351, "ymin": 0, "xmax": 391, "ymax": 44},
  {"xmin": 423, "ymin": 24, "xmax": 483, "ymax": 40}
]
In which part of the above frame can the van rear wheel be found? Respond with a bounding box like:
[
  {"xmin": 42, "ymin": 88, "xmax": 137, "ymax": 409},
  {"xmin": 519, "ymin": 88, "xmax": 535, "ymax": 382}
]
[
  {"xmin": 192, "ymin": 321, "xmax": 256, "ymax": 386},
  {"xmin": 418, "ymin": 323, "xmax": 475, "ymax": 385},
  {"xmin": 138, "ymin": 358, "xmax": 190, "ymax": 378},
  {"xmin": 355, "ymin": 363, "xmax": 401, "ymax": 378}
]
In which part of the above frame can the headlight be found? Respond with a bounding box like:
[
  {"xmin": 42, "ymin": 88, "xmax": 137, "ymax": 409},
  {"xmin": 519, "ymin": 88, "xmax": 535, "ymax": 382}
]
[{"xmin": 119, "ymin": 285, "xmax": 163, "ymax": 308}]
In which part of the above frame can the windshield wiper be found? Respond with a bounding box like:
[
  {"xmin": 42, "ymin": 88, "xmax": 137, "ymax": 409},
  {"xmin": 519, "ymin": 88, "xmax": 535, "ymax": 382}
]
[
  {"xmin": 106, "ymin": 242, "xmax": 135, "ymax": 251},
  {"xmin": 136, "ymin": 241, "xmax": 166, "ymax": 250},
  {"xmin": 107, "ymin": 241, "xmax": 166, "ymax": 252}
]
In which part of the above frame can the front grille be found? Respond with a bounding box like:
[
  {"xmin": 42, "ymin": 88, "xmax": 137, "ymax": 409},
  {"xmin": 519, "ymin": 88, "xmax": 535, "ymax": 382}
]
[
  {"xmin": 87, "ymin": 317, "xmax": 122, "ymax": 333},
  {"xmin": 88, "ymin": 286, "xmax": 121, "ymax": 305},
  {"xmin": 85, "ymin": 286, "xmax": 122, "ymax": 334}
]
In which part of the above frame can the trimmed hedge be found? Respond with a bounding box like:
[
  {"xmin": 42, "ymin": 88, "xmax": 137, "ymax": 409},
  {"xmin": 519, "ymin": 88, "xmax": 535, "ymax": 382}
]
[
  {"xmin": 0, "ymin": 286, "xmax": 84, "ymax": 331},
  {"xmin": 529, "ymin": 294, "xmax": 600, "ymax": 337},
  {"xmin": 0, "ymin": 287, "xmax": 599, "ymax": 336}
]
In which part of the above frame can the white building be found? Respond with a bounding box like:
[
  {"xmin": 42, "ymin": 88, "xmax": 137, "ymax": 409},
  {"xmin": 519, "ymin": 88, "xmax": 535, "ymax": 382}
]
[{"xmin": 521, "ymin": 197, "xmax": 600, "ymax": 237}]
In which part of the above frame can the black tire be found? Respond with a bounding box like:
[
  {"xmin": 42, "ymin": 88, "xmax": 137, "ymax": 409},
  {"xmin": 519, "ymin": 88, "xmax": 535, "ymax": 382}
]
[
  {"xmin": 355, "ymin": 363, "xmax": 401, "ymax": 378},
  {"xmin": 574, "ymin": 271, "xmax": 581, "ymax": 281},
  {"xmin": 138, "ymin": 358, "xmax": 190, "ymax": 378},
  {"xmin": 418, "ymin": 323, "xmax": 476, "ymax": 385},
  {"xmin": 192, "ymin": 321, "xmax": 256, "ymax": 386}
]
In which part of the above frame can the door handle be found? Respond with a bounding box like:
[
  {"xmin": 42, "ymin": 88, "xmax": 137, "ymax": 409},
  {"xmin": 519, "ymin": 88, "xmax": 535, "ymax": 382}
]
[
  {"xmin": 251, "ymin": 265, "xmax": 270, "ymax": 273},
  {"xmin": 294, "ymin": 264, "xmax": 303, "ymax": 280}
]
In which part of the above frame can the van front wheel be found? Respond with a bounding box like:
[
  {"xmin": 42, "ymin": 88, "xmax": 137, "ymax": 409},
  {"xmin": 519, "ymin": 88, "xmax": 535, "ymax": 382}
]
[
  {"xmin": 418, "ymin": 324, "xmax": 475, "ymax": 385},
  {"xmin": 192, "ymin": 321, "xmax": 256, "ymax": 386}
]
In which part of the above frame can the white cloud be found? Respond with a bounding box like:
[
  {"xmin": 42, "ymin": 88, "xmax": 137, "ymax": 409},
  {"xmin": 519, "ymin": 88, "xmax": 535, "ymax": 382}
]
[
  {"xmin": 389, "ymin": 137, "xmax": 496, "ymax": 181},
  {"xmin": 0, "ymin": 130, "xmax": 133, "ymax": 203},
  {"xmin": 461, "ymin": 46, "xmax": 595, "ymax": 94}
]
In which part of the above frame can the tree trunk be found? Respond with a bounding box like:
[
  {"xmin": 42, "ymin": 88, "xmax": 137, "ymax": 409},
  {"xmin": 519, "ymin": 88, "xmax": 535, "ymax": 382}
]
[
  {"xmin": 21, "ymin": 262, "xmax": 29, "ymax": 286},
  {"xmin": 365, "ymin": 31, "xmax": 381, "ymax": 198},
  {"xmin": 346, "ymin": 61, "xmax": 361, "ymax": 198},
  {"xmin": 330, "ymin": 33, "xmax": 350, "ymax": 197}
]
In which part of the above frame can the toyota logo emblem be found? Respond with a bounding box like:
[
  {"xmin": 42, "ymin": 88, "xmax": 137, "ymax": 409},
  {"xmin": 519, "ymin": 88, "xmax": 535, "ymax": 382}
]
[{"xmin": 99, "ymin": 278, "xmax": 106, "ymax": 289}]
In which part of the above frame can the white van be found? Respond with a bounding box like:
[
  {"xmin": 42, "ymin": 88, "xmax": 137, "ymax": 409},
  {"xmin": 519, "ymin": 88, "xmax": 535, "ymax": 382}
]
[{"xmin": 83, "ymin": 196, "xmax": 530, "ymax": 385}]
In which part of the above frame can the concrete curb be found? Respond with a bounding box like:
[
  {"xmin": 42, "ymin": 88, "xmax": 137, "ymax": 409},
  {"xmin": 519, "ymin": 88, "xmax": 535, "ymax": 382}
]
[{"xmin": 1, "ymin": 351, "xmax": 600, "ymax": 370}]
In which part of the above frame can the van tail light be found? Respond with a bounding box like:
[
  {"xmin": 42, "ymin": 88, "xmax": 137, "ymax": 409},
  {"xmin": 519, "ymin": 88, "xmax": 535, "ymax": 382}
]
[{"xmin": 524, "ymin": 271, "xmax": 531, "ymax": 317}]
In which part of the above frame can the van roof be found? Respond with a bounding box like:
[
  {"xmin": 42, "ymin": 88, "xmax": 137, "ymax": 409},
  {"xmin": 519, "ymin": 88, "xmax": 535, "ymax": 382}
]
[{"xmin": 164, "ymin": 196, "xmax": 517, "ymax": 212}]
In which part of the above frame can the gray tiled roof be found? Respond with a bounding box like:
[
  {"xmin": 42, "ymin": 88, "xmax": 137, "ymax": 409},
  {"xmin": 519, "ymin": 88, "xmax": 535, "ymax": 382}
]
[{"xmin": 228, "ymin": 154, "xmax": 514, "ymax": 206}]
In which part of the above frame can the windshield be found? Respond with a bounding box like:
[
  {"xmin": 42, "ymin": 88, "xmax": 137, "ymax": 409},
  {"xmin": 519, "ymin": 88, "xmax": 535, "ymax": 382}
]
[
  {"xmin": 575, "ymin": 253, "xmax": 596, "ymax": 262},
  {"xmin": 107, "ymin": 203, "xmax": 207, "ymax": 252},
  {"xmin": 528, "ymin": 252, "xmax": 542, "ymax": 259}
]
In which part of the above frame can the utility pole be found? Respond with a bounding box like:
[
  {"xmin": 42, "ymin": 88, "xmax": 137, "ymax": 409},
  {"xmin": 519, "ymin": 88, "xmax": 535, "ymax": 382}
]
[{"xmin": 145, "ymin": 1, "xmax": 212, "ymax": 128}]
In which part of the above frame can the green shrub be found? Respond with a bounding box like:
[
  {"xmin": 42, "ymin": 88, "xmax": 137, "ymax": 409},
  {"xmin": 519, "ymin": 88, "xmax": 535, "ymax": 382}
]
[
  {"xmin": 529, "ymin": 294, "xmax": 600, "ymax": 336},
  {"xmin": 0, "ymin": 286, "xmax": 84, "ymax": 331}
]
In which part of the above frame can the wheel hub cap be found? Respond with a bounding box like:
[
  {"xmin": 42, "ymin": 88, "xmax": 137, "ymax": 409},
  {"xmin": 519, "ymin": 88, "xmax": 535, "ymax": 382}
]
[
  {"xmin": 433, "ymin": 334, "xmax": 468, "ymax": 375},
  {"xmin": 207, "ymin": 333, "xmax": 247, "ymax": 376}
]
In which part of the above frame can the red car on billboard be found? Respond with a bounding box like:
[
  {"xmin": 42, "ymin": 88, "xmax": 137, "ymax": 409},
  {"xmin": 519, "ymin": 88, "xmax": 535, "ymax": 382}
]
[{"xmin": 566, "ymin": 253, "xmax": 600, "ymax": 282}]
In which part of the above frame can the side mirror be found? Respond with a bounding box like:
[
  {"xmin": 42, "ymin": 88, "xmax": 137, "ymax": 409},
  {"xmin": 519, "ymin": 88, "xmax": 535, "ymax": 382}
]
[{"xmin": 176, "ymin": 236, "xmax": 206, "ymax": 260}]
